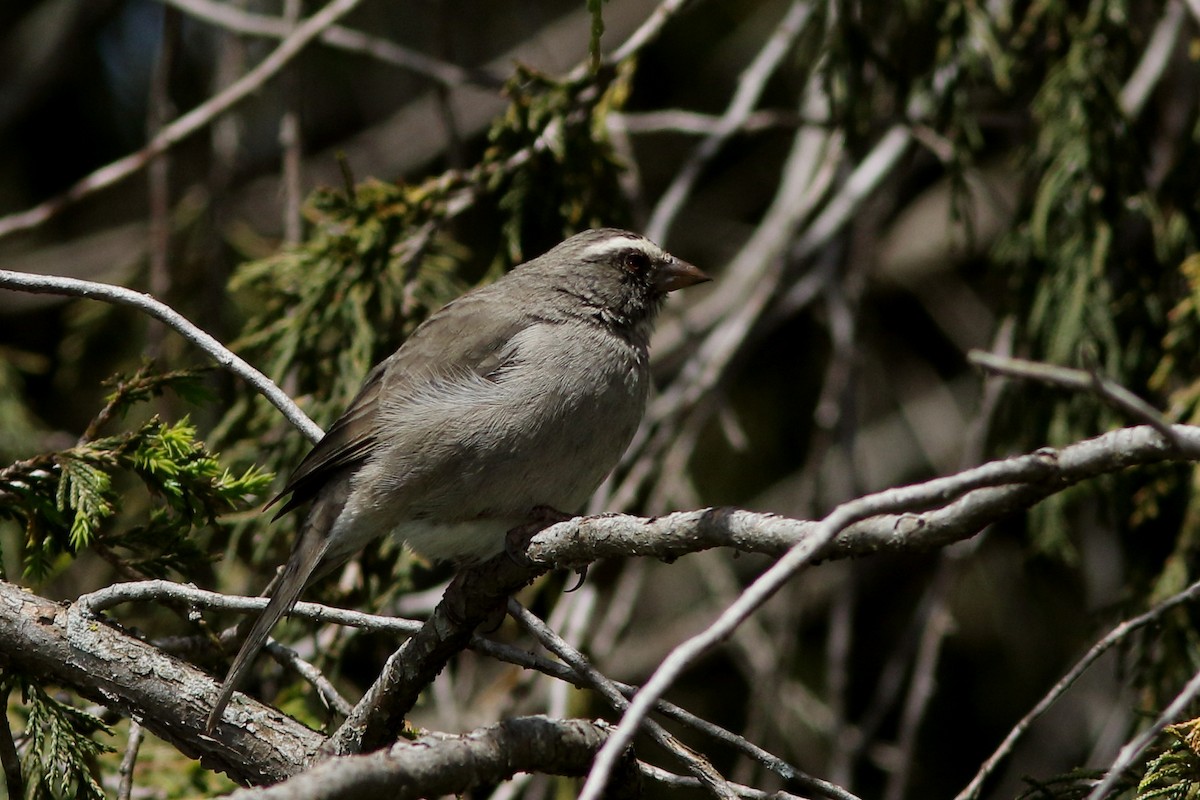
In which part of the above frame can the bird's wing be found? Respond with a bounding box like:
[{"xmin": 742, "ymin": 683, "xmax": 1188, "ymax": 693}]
[{"xmin": 271, "ymin": 287, "xmax": 536, "ymax": 515}]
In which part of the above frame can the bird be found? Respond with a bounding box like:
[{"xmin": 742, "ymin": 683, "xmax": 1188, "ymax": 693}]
[{"xmin": 206, "ymin": 228, "xmax": 710, "ymax": 731}]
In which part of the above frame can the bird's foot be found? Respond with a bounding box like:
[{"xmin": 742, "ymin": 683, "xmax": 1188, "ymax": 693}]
[{"xmin": 504, "ymin": 506, "xmax": 574, "ymax": 566}]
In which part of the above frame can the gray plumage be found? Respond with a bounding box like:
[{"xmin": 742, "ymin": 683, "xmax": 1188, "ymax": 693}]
[{"xmin": 206, "ymin": 228, "xmax": 709, "ymax": 731}]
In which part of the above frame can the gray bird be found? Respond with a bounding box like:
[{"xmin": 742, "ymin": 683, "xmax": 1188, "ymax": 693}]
[{"xmin": 206, "ymin": 228, "xmax": 709, "ymax": 730}]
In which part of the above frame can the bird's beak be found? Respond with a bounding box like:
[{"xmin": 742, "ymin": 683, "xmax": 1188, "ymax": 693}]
[{"xmin": 655, "ymin": 258, "xmax": 712, "ymax": 293}]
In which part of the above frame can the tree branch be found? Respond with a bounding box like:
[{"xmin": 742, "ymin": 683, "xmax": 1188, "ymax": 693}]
[
  {"xmin": 5, "ymin": 424, "xmax": 1198, "ymax": 788},
  {"xmin": 0, "ymin": 269, "xmax": 322, "ymax": 443},
  {"xmin": 0, "ymin": 0, "xmax": 366, "ymax": 240},
  {"xmin": 0, "ymin": 578, "xmax": 322, "ymax": 785},
  {"xmin": 219, "ymin": 716, "xmax": 641, "ymax": 800},
  {"xmin": 577, "ymin": 424, "xmax": 1200, "ymax": 800}
]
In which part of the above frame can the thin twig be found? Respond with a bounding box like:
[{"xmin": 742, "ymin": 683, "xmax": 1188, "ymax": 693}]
[
  {"xmin": 1119, "ymin": 0, "xmax": 1185, "ymax": 117},
  {"xmin": 279, "ymin": 0, "xmax": 304, "ymax": 245},
  {"xmin": 638, "ymin": 762, "xmax": 805, "ymax": 800},
  {"xmin": 882, "ymin": 594, "xmax": 953, "ymax": 800},
  {"xmin": 1086, "ymin": 664, "xmax": 1200, "ymax": 800},
  {"xmin": 578, "ymin": 447, "xmax": 1073, "ymax": 800},
  {"xmin": 0, "ymin": 270, "xmax": 322, "ymax": 443},
  {"xmin": 161, "ymin": 0, "xmax": 504, "ymax": 88},
  {"xmin": 645, "ymin": 0, "xmax": 814, "ymax": 242},
  {"xmin": 968, "ymin": 350, "xmax": 1184, "ymax": 450},
  {"xmin": 509, "ymin": 600, "xmax": 739, "ymax": 800},
  {"xmin": 265, "ymin": 640, "xmax": 355, "ymax": 717},
  {"xmin": 146, "ymin": 5, "xmax": 179, "ymax": 360},
  {"xmin": 615, "ymin": 108, "xmax": 807, "ymax": 134},
  {"xmin": 117, "ymin": 718, "xmax": 144, "ymax": 800},
  {"xmin": 605, "ymin": 0, "xmax": 696, "ymax": 66},
  {"xmin": 76, "ymin": 580, "xmax": 420, "ymax": 633},
  {"xmin": 956, "ymin": 576, "xmax": 1200, "ymax": 800},
  {"xmin": 0, "ymin": 0, "xmax": 366, "ymax": 240}
]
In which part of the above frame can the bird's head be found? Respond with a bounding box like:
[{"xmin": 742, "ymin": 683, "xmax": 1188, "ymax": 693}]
[{"xmin": 521, "ymin": 228, "xmax": 710, "ymax": 331}]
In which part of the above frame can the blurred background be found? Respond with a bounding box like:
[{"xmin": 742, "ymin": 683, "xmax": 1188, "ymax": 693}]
[{"xmin": 2, "ymin": 0, "xmax": 1200, "ymax": 798}]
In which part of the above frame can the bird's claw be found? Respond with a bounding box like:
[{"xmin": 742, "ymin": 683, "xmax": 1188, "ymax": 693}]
[{"xmin": 564, "ymin": 565, "xmax": 589, "ymax": 592}]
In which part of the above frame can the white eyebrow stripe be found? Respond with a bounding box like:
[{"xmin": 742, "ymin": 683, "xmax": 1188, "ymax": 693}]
[{"xmin": 579, "ymin": 235, "xmax": 666, "ymax": 261}]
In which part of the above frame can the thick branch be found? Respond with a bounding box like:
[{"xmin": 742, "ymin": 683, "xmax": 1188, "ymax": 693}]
[
  {"xmin": 221, "ymin": 716, "xmax": 640, "ymax": 800},
  {"xmin": 3, "ymin": 424, "xmax": 1195, "ymax": 787},
  {"xmin": 0, "ymin": 579, "xmax": 322, "ymax": 785}
]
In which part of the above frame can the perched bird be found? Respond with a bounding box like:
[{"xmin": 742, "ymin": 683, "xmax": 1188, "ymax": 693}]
[{"xmin": 206, "ymin": 228, "xmax": 709, "ymax": 730}]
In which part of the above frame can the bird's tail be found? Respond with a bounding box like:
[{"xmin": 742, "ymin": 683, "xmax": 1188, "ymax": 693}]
[{"xmin": 205, "ymin": 512, "xmax": 332, "ymax": 732}]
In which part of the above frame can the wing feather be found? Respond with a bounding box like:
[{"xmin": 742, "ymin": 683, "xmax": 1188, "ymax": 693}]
[{"xmin": 270, "ymin": 287, "xmax": 538, "ymax": 514}]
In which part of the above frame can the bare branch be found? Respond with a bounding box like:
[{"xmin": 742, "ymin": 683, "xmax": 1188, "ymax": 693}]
[
  {"xmin": 957, "ymin": 576, "xmax": 1200, "ymax": 800},
  {"xmin": 218, "ymin": 717, "xmax": 640, "ymax": 800},
  {"xmin": 0, "ymin": 0, "xmax": 367, "ymax": 240},
  {"xmin": 578, "ymin": 424, "xmax": 1200, "ymax": 800},
  {"xmin": 1119, "ymin": 0, "xmax": 1185, "ymax": 117},
  {"xmin": 508, "ymin": 600, "xmax": 739, "ymax": 800},
  {"xmin": 968, "ymin": 350, "xmax": 1183, "ymax": 450},
  {"xmin": 117, "ymin": 719, "xmax": 145, "ymax": 800},
  {"xmin": 0, "ymin": 269, "xmax": 322, "ymax": 443},
  {"xmin": 1086, "ymin": 663, "xmax": 1200, "ymax": 800},
  {"xmin": 645, "ymin": 0, "xmax": 815, "ymax": 242},
  {"xmin": 160, "ymin": 0, "xmax": 504, "ymax": 88},
  {"xmin": 264, "ymin": 640, "xmax": 355, "ymax": 718},
  {"xmin": 614, "ymin": 108, "xmax": 807, "ymax": 134},
  {"xmin": 0, "ymin": 578, "xmax": 323, "ymax": 785}
]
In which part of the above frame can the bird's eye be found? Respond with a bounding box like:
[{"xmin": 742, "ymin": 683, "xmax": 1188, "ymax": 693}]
[{"xmin": 623, "ymin": 251, "xmax": 651, "ymax": 273}]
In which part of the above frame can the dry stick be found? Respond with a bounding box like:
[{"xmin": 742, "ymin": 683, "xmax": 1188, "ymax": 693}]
[
  {"xmin": 0, "ymin": 0, "xmax": 365, "ymax": 240},
  {"xmin": 607, "ymin": 84, "xmax": 844, "ymax": 511},
  {"xmin": 645, "ymin": 0, "xmax": 814, "ymax": 242},
  {"xmin": 0, "ymin": 270, "xmax": 322, "ymax": 443},
  {"xmin": 162, "ymin": 0, "xmax": 504, "ymax": 88},
  {"xmin": 637, "ymin": 762, "xmax": 805, "ymax": 800},
  {"xmin": 279, "ymin": 0, "xmax": 305, "ymax": 246},
  {"xmin": 264, "ymin": 641, "xmax": 354, "ymax": 717},
  {"xmin": 85, "ymin": 577, "xmax": 860, "ymax": 799},
  {"xmin": 625, "ymin": 98, "xmax": 916, "ymax": 512},
  {"xmin": 956, "ymin": 577, "xmax": 1200, "ymax": 800},
  {"xmin": 578, "ymin": 450, "xmax": 1072, "ymax": 800},
  {"xmin": 146, "ymin": 5, "xmax": 180, "ymax": 360},
  {"xmin": 77, "ymin": 580, "xmax": 421, "ymax": 634},
  {"xmin": 523, "ymin": 584, "xmax": 856, "ymax": 800},
  {"xmin": 882, "ymin": 591, "xmax": 953, "ymax": 800},
  {"xmin": 604, "ymin": 0, "xmax": 695, "ymax": 67},
  {"xmin": 1086, "ymin": 664, "xmax": 1200, "ymax": 800},
  {"xmin": 117, "ymin": 719, "xmax": 144, "ymax": 800},
  {"xmin": 615, "ymin": 109, "xmax": 806, "ymax": 134},
  {"xmin": 320, "ymin": 553, "xmax": 543, "ymax": 757},
  {"xmin": 220, "ymin": 717, "xmax": 642, "ymax": 800},
  {"xmin": 968, "ymin": 350, "xmax": 1185, "ymax": 450},
  {"xmin": 1119, "ymin": 0, "xmax": 1185, "ymax": 118},
  {"xmin": 508, "ymin": 600, "xmax": 740, "ymax": 800}
]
